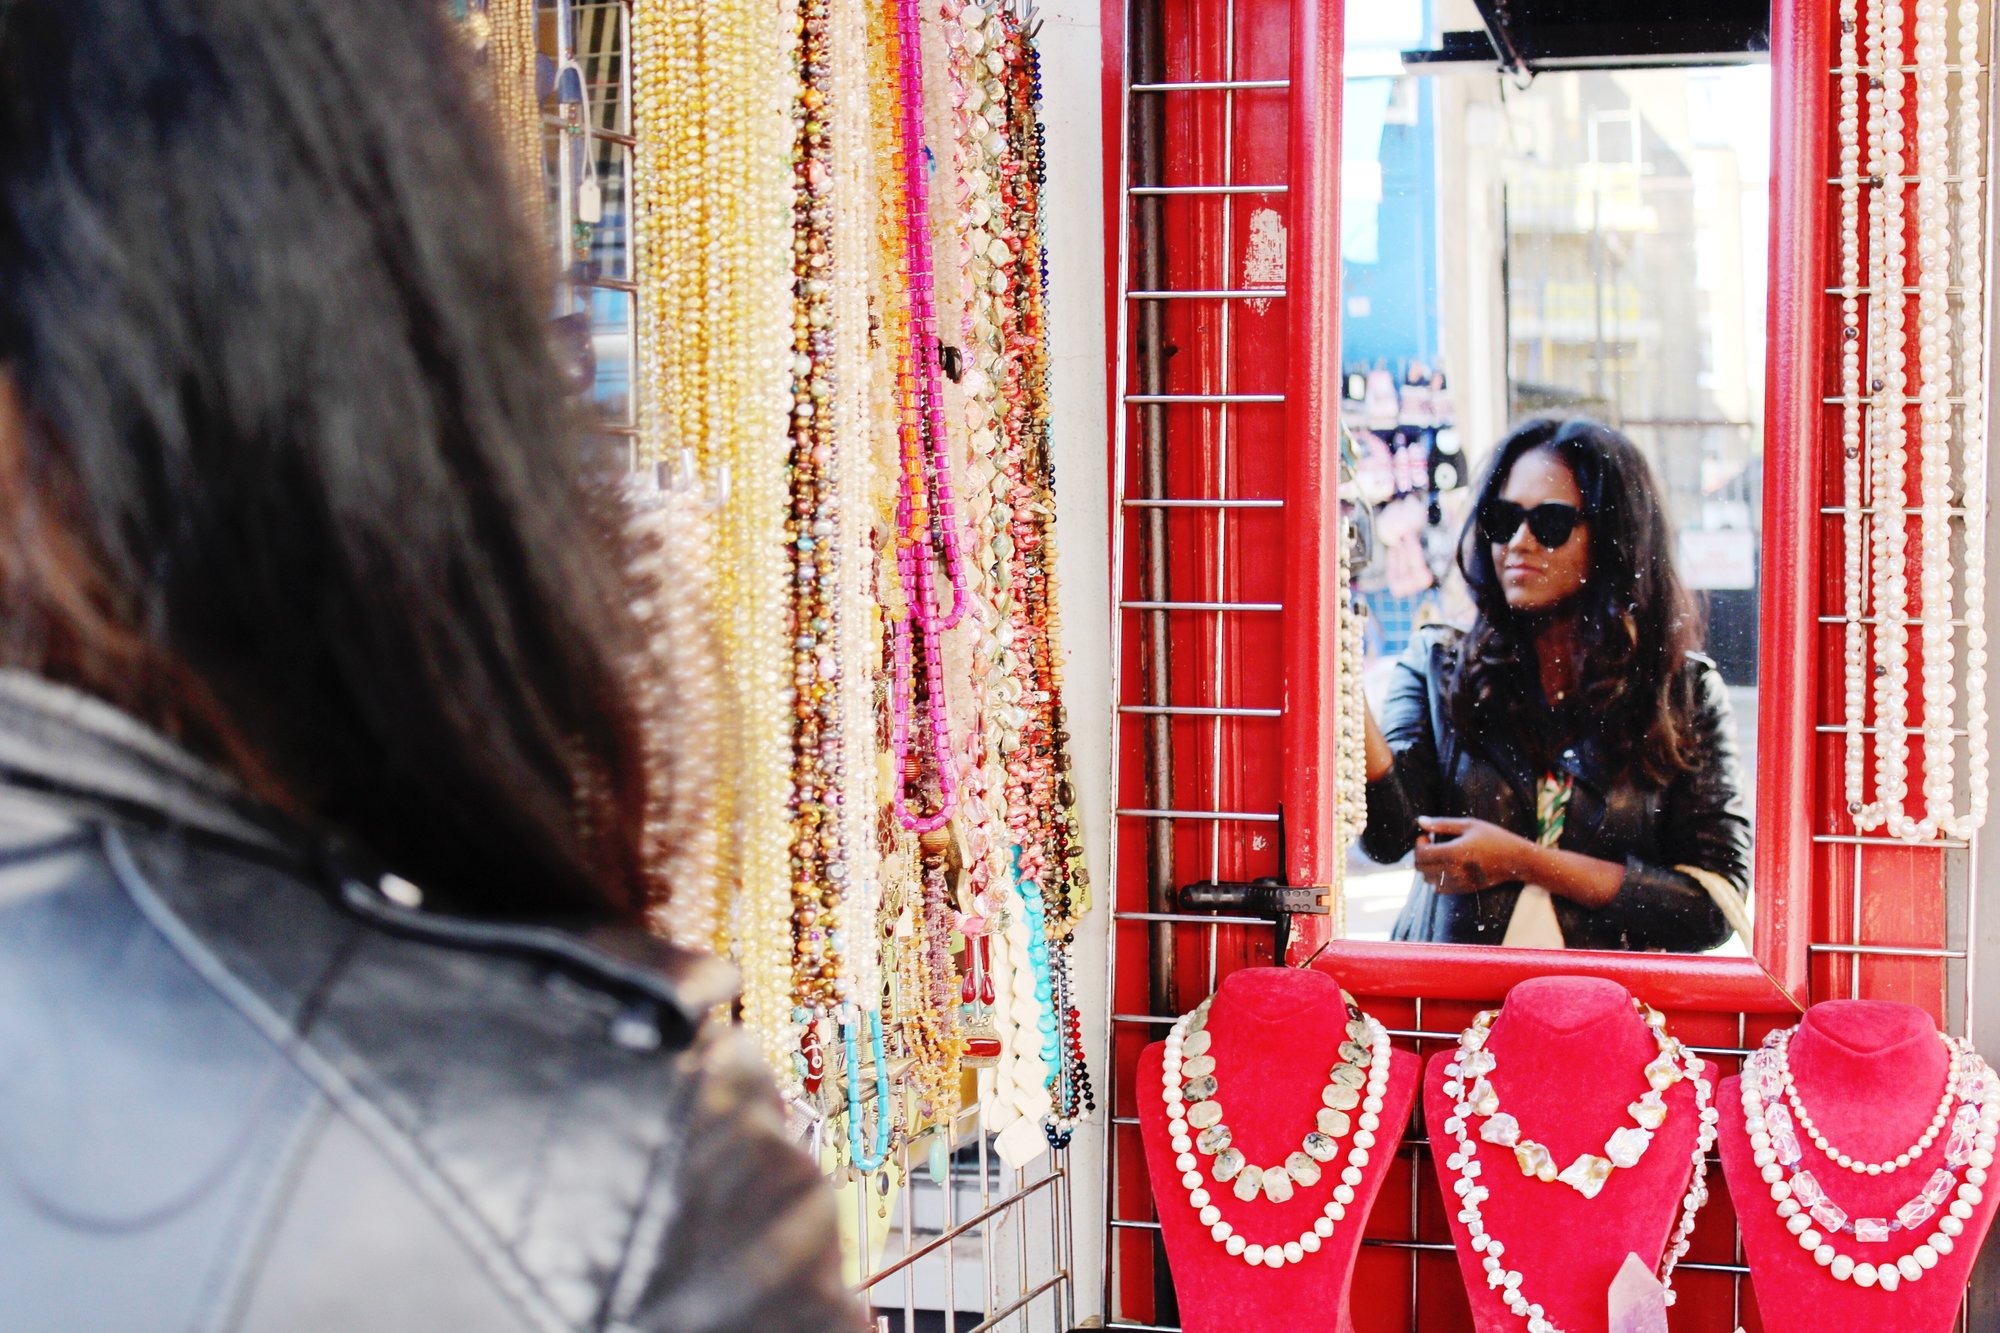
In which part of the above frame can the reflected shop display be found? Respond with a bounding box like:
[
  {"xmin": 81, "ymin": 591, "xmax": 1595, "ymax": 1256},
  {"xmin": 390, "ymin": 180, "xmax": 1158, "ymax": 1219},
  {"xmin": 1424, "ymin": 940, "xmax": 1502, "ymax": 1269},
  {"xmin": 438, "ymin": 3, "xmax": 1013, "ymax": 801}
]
[{"xmin": 1336, "ymin": 3, "xmax": 1773, "ymax": 954}]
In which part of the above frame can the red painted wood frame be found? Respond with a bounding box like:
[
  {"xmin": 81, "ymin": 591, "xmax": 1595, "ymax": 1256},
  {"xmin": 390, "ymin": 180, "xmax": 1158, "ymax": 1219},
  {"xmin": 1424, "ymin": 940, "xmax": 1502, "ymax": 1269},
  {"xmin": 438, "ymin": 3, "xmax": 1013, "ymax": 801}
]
[
  {"xmin": 1103, "ymin": 0, "xmax": 1967, "ymax": 1326},
  {"xmin": 1278, "ymin": 0, "xmax": 1823, "ymax": 1014}
]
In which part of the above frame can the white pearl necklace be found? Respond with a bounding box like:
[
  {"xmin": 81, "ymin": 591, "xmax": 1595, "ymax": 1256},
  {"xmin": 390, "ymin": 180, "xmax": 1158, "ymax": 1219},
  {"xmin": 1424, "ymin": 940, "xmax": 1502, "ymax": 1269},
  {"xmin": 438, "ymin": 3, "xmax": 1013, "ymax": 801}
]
[
  {"xmin": 1161, "ymin": 998, "xmax": 1393, "ymax": 1270},
  {"xmin": 1840, "ymin": 0, "xmax": 1992, "ymax": 840},
  {"xmin": 1335, "ymin": 513, "xmax": 1369, "ymax": 857},
  {"xmin": 1441, "ymin": 1011, "xmax": 1717, "ymax": 1331},
  {"xmin": 1741, "ymin": 1031, "xmax": 1999, "ymax": 1289},
  {"xmin": 1950, "ymin": 0, "xmax": 1990, "ymax": 835},
  {"xmin": 1779, "ymin": 1027, "xmax": 1959, "ymax": 1173},
  {"xmin": 1446, "ymin": 1000, "xmax": 1683, "ymax": 1199},
  {"xmin": 1839, "ymin": 0, "xmax": 1867, "ymax": 814}
]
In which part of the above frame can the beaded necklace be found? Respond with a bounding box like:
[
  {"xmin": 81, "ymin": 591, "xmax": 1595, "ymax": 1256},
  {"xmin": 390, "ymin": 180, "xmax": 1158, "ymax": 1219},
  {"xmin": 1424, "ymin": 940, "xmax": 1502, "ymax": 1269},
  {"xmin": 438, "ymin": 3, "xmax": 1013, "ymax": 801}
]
[
  {"xmin": 884, "ymin": 0, "xmax": 965, "ymax": 837},
  {"xmin": 1742, "ymin": 1030, "xmax": 1999, "ymax": 1289},
  {"xmin": 625, "ymin": 467, "xmax": 726, "ymax": 952},
  {"xmin": 632, "ymin": 0, "xmax": 804, "ymax": 1082},
  {"xmin": 787, "ymin": 0, "xmax": 848, "ymax": 1014},
  {"xmin": 1442, "ymin": 1009, "xmax": 1716, "ymax": 1330},
  {"xmin": 824, "ymin": 0, "xmax": 884, "ymax": 1029},
  {"xmin": 1163, "ymin": 993, "xmax": 1393, "ymax": 1269},
  {"xmin": 1000, "ymin": 7, "xmax": 1094, "ymax": 1146}
]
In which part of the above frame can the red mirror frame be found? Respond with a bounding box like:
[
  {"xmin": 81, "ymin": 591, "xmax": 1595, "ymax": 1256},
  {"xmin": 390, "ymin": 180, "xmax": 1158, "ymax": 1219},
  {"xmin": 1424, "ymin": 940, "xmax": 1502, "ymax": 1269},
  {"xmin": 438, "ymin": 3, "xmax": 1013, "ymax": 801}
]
[{"xmin": 1281, "ymin": 0, "xmax": 1822, "ymax": 1015}]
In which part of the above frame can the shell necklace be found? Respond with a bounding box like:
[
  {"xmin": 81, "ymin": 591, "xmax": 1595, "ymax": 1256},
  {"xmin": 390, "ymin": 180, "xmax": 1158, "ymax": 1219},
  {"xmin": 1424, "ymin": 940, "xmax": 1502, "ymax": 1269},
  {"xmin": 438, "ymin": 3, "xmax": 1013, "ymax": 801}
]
[
  {"xmin": 1441, "ymin": 1004, "xmax": 1716, "ymax": 1331},
  {"xmin": 1161, "ymin": 993, "xmax": 1392, "ymax": 1270},
  {"xmin": 1450, "ymin": 999, "xmax": 1684, "ymax": 1199}
]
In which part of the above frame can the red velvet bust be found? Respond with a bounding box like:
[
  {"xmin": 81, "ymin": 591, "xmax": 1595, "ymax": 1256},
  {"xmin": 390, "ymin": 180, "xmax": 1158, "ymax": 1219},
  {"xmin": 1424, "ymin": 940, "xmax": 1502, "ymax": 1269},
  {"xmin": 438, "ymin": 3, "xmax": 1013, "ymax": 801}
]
[
  {"xmin": 1422, "ymin": 977, "xmax": 1718, "ymax": 1333},
  {"xmin": 1718, "ymin": 1000, "xmax": 2000, "ymax": 1331},
  {"xmin": 1138, "ymin": 967, "xmax": 1419, "ymax": 1332}
]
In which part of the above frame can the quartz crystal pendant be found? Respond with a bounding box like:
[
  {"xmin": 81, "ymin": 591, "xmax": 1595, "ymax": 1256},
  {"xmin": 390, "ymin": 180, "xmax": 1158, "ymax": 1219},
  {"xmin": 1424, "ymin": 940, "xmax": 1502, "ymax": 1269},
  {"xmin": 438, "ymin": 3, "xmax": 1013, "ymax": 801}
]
[
  {"xmin": 1262, "ymin": 1166, "xmax": 1295, "ymax": 1203},
  {"xmin": 1287, "ymin": 1152, "xmax": 1323, "ymax": 1187},
  {"xmin": 1304, "ymin": 1132, "xmax": 1339, "ymax": 1162},
  {"xmin": 1181, "ymin": 1054, "xmax": 1217, "ymax": 1079},
  {"xmin": 1459, "ymin": 1048, "xmax": 1497, "ymax": 1078},
  {"xmin": 1467, "ymin": 1078, "xmax": 1500, "ymax": 1117},
  {"xmin": 1197, "ymin": 1124, "xmax": 1233, "ymax": 1155},
  {"xmin": 1605, "ymin": 1126, "xmax": 1653, "ymax": 1169},
  {"xmin": 1233, "ymin": 1165, "xmax": 1264, "ymax": 1203},
  {"xmin": 1628, "ymin": 1090, "xmax": 1669, "ymax": 1131},
  {"xmin": 1183, "ymin": 1075, "xmax": 1218, "ymax": 1102},
  {"xmin": 1211, "ymin": 1148, "xmax": 1246, "ymax": 1182},
  {"xmin": 1323, "ymin": 1084, "xmax": 1361, "ymax": 1111},
  {"xmin": 1479, "ymin": 1113, "xmax": 1522, "ymax": 1147},
  {"xmin": 1182, "ymin": 1029, "xmax": 1212, "ymax": 1058},
  {"xmin": 1947, "ymin": 1104, "xmax": 1980, "ymax": 1166},
  {"xmin": 1515, "ymin": 1142, "xmax": 1557, "ymax": 1181},
  {"xmin": 1318, "ymin": 1108, "xmax": 1351, "ymax": 1138},
  {"xmin": 1186, "ymin": 1100, "xmax": 1224, "ymax": 1130},
  {"xmin": 1898, "ymin": 1197, "xmax": 1939, "ymax": 1231},
  {"xmin": 1558, "ymin": 1154, "xmax": 1614, "ymax": 1199},
  {"xmin": 1644, "ymin": 1052, "xmax": 1682, "ymax": 1091},
  {"xmin": 1790, "ymin": 1170, "xmax": 1825, "ymax": 1210},
  {"xmin": 1854, "ymin": 1218, "xmax": 1891, "ymax": 1244},
  {"xmin": 1922, "ymin": 1168, "xmax": 1957, "ymax": 1206},
  {"xmin": 1809, "ymin": 1198, "xmax": 1849, "ymax": 1233},
  {"xmin": 1766, "ymin": 1104, "xmax": 1802, "ymax": 1167}
]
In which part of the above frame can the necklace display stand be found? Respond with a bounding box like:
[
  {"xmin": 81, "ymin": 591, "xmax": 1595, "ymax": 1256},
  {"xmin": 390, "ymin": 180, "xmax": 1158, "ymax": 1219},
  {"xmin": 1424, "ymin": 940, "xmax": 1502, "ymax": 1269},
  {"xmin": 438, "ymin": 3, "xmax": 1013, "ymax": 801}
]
[
  {"xmin": 1718, "ymin": 1001, "xmax": 1999, "ymax": 1331},
  {"xmin": 1138, "ymin": 967, "xmax": 1419, "ymax": 1332},
  {"xmin": 1423, "ymin": 977, "xmax": 1718, "ymax": 1332}
]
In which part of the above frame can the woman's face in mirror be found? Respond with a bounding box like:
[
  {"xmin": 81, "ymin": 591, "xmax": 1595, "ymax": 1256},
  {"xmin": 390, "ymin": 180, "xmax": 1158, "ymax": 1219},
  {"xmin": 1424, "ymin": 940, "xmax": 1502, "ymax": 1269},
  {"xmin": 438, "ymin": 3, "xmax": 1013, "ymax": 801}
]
[{"xmin": 1491, "ymin": 449, "xmax": 1591, "ymax": 614}]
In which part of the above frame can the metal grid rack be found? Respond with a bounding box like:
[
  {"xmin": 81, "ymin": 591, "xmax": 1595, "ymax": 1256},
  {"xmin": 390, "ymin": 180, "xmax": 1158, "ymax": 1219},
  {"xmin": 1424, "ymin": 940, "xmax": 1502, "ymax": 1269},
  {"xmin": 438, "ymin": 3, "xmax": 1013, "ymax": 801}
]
[
  {"xmin": 851, "ymin": 1106, "xmax": 1077, "ymax": 1332},
  {"xmin": 1095, "ymin": 0, "xmax": 2000, "ymax": 1327}
]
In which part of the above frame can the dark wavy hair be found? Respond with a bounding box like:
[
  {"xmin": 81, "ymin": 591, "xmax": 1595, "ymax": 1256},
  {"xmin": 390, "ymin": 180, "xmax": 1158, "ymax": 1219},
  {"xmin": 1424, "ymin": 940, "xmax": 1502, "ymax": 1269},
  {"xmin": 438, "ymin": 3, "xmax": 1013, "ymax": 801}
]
[
  {"xmin": 1451, "ymin": 418, "xmax": 1702, "ymax": 787},
  {"xmin": 0, "ymin": 0, "xmax": 651, "ymax": 917}
]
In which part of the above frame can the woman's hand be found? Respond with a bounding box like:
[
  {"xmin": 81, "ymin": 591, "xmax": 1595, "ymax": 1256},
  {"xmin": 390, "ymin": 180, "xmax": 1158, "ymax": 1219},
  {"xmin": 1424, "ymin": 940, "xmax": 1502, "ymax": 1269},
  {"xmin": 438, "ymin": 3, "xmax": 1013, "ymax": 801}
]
[{"xmin": 1412, "ymin": 817, "xmax": 1534, "ymax": 895}]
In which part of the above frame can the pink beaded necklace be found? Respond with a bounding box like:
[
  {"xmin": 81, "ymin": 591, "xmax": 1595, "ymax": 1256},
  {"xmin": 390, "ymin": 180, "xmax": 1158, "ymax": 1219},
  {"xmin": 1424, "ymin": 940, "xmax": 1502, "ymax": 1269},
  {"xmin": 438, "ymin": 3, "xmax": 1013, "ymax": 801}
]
[{"xmin": 887, "ymin": 0, "xmax": 968, "ymax": 832}]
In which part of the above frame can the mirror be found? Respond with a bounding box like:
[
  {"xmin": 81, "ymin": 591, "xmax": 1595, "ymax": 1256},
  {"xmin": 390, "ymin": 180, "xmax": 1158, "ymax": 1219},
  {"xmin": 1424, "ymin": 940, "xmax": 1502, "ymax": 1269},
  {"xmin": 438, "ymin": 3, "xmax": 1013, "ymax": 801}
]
[{"xmin": 1338, "ymin": 2, "xmax": 1771, "ymax": 956}]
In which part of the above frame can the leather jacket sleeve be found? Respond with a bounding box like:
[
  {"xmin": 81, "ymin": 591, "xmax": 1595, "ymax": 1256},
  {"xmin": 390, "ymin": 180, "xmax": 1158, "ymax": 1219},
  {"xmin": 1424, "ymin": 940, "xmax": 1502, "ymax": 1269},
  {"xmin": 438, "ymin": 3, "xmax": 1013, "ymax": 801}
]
[
  {"xmin": 1592, "ymin": 662, "xmax": 1751, "ymax": 953},
  {"xmin": 1361, "ymin": 636, "xmax": 1443, "ymax": 865}
]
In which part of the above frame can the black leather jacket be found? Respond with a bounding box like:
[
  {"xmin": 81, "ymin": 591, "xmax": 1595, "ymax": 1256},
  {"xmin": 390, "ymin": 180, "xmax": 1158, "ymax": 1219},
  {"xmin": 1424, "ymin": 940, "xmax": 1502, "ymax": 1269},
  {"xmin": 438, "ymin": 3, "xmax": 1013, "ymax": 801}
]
[
  {"xmin": 0, "ymin": 672, "xmax": 865, "ymax": 1333},
  {"xmin": 1363, "ymin": 626, "xmax": 1751, "ymax": 952}
]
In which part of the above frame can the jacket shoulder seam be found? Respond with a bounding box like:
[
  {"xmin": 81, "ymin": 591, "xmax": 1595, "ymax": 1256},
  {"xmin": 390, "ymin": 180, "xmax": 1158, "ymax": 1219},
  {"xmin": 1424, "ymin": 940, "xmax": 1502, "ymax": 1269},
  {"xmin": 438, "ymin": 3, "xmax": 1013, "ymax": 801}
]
[{"xmin": 98, "ymin": 824, "xmax": 583, "ymax": 1333}]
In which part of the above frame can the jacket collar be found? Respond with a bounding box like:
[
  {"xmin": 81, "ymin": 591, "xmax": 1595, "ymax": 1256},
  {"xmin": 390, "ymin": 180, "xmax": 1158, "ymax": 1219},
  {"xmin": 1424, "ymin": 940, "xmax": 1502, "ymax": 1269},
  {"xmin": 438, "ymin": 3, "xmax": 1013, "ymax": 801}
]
[{"xmin": 0, "ymin": 669, "xmax": 292, "ymax": 855}]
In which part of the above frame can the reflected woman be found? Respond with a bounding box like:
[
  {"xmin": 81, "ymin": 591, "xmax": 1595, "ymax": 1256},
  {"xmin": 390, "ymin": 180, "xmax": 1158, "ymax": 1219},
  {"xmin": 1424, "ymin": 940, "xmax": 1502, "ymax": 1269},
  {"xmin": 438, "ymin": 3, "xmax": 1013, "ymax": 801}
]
[{"xmin": 1361, "ymin": 418, "xmax": 1751, "ymax": 951}]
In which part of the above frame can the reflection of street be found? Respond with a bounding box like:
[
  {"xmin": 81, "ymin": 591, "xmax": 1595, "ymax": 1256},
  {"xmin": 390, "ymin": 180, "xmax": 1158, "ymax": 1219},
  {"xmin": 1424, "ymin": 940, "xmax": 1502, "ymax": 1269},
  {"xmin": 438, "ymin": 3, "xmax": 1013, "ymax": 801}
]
[{"xmin": 1343, "ymin": 679, "xmax": 1757, "ymax": 957}]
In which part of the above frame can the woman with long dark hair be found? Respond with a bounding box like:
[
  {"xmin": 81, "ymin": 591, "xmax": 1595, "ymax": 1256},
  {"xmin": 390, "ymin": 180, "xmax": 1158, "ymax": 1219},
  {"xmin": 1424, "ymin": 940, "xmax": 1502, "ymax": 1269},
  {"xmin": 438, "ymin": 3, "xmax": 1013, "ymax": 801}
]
[
  {"xmin": 0, "ymin": 0, "xmax": 860, "ymax": 1327},
  {"xmin": 1361, "ymin": 418, "xmax": 1751, "ymax": 951}
]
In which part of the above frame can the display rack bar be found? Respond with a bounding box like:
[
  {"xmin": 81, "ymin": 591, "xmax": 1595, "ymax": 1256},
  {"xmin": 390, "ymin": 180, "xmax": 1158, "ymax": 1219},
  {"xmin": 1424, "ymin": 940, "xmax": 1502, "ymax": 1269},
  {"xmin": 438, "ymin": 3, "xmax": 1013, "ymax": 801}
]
[
  {"xmin": 1118, "ymin": 704, "xmax": 1284, "ymax": 717},
  {"xmin": 1121, "ymin": 498, "xmax": 1285, "ymax": 509},
  {"xmin": 1129, "ymin": 78, "xmax": 1290, "ymax": 91},
  {"xmin": 1812, "ymin": 943, "xmax": 1970, "ymax": 959},
  {"xmin": 1124, "ymin": 392, "xmax": 1285, "ymax": 404},
  {"xmin": 1127, "ymin": 289, "xmax": 1287, "ymax": 299},
  {"xmin": 1113, "ymin": 911, "xmax": 1272, "ymax": 927},
  {"xmin": 1814, "ymin": 833, "xmax": 1971, "ymax": 849},
  {"xmin": 1118, "ymin": 600, "xmax": 1284, "ymax": 612},
  {"xmin": 1113, "ymin": 808, "xmax": 1282, "ymax": 821},
  {"xmin": 1128, "ymin": 184, "xmax": 1290, "ymax": 195}
]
